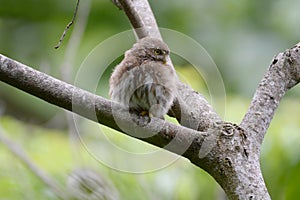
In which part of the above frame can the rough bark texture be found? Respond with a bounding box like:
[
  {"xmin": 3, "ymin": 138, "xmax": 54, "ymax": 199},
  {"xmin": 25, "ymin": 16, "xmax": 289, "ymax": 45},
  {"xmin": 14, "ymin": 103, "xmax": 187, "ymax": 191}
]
[
  {"xmin": 0, "ymin": 0, "xmax": 300, "ymax": 199},
  {"xmin": 0, "ymin": 54, "xmax": 207, "ymax": 155},
  {"xmin": 118, "ymin": 0, "xmax": 162, "ymax": 39},
  {"xmin": 241, "ymin": 46, "xmax": 300, "ymax": 145}
]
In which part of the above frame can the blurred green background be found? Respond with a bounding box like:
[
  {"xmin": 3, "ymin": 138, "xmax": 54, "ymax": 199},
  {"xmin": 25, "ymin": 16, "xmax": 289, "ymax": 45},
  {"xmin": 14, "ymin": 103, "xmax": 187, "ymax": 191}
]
[{"xmin": 0, "ymin": 0, "xmax": 300, "ymax": 199}]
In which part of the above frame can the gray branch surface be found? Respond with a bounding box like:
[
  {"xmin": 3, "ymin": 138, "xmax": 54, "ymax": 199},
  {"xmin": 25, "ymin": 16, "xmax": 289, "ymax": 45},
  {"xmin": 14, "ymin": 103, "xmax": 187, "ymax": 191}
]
[
  {"xmin": 241, "ymin": 46, "xmax": 300, "ymax": 145},
  {"xmin": 0, "ymin": 0, "xmax": 299, "ymax": 199}
]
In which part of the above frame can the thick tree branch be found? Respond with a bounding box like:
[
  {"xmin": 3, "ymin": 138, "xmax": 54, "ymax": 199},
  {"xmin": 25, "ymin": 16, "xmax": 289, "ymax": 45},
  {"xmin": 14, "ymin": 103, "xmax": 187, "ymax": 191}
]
[
  {"xmin": 240, "ymin": 43, "xmax": 300, "ymax": 146},
  {"xmin": 0, "ymin": 54, "xmax": 207, "ymax": 159},
  {"xmin": 117, "ymin": 0, "xmax": 162, "ymax": 39}
]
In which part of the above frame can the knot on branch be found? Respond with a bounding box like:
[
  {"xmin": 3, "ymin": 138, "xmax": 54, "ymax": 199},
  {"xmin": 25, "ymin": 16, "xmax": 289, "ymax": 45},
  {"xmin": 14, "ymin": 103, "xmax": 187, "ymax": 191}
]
[
  {"xmin": 199, "ymin": 122, "xmax": 247, "ymax": 159},
  {"xmin": 217, "ymin": 122, "xmax": 249, "ymax": 157},
  {"xmin": 217, "ymin": 121, "xmax": 241, "ymax": 137}
]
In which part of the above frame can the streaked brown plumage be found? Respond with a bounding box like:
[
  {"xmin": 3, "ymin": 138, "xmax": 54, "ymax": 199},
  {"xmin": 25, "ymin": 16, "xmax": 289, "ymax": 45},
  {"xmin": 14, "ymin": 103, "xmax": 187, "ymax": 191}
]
[{"xmin": 109, "ymin": 37, "xmax": 177, "ymax": 120}]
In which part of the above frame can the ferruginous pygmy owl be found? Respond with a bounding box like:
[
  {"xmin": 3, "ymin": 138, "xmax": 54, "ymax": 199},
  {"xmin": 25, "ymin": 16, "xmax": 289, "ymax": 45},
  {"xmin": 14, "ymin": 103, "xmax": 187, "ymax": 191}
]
[{"xmin": 109, "ymin": 37, "xmax": 177, "ymax": 120}]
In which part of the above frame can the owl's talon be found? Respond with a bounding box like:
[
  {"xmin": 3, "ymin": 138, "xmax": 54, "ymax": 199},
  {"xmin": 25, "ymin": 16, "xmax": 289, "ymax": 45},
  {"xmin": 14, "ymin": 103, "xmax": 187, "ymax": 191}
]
[
  {"xmin": 128, "ymin": 110, "xmax": 151, "ymax": 126},
  {"xmin": 149, "ymin": 112, "xmax": 154, "ymax": 118},
  {"xmin": 131, "ymin": 114, "xmax": 150, "ymax": 126},
  {"xmin": 140, "ymin": 110, "xmax": 149, "ymax": 117},
  {"xmin": 138, "ymin": 112, "xmax": 151, "ymax": 126}
]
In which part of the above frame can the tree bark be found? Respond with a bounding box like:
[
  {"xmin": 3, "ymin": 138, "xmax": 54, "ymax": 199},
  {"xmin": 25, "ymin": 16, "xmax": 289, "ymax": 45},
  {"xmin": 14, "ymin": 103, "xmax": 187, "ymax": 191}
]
[{"xmin": 0, "ymin": 0, "xmax": 300, "ymax": 199}]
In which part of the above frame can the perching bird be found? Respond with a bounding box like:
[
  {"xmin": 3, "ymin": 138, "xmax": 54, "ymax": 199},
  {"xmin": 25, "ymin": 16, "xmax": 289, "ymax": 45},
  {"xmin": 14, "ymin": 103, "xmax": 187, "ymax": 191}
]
[{"xmin": 109, "ymin": 37, "xmax": 177, "ymax": 122}]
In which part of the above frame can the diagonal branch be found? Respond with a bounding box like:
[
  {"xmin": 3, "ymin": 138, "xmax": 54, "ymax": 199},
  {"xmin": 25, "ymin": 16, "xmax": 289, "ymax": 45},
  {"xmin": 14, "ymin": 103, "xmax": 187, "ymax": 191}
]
[
  {"xmin": 0, "ymin": 54, "xmax": 207, "ymax": 161},
  {"xmin": 240, "ymin": 43, "xmax": 300, "ymax": 146},
  {"xmin": 117, "ymin": 0, "xmax": 162, "ymax": 39}
]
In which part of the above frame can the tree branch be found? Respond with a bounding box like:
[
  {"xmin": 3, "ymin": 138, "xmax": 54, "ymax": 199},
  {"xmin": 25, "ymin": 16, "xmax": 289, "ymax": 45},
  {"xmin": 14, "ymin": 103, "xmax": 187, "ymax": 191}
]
[
  {"xmin": 0, "ymin": 53, "xmax": 207, "ymax": 158},
  {"xmin": 117, "ymin": 0, "xmax": 162, "ymax": 39},
  {"xmin": 240, "ymin": 43, "xmax": 300, "ymax": 146}
]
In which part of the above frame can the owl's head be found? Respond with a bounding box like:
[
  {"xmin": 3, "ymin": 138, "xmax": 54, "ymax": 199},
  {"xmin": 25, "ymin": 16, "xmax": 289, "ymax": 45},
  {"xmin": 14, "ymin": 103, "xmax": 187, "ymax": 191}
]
[{"xmin": 131, "ymin": 37, "xmax": 170, "ymax": 64}]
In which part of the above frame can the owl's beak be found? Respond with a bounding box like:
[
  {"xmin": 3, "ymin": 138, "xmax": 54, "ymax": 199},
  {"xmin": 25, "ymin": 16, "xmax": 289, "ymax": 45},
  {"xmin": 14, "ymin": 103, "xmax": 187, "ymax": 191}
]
[{"xmin": 163, "ymin": 55, "xmax": 167, "ymax": 64}]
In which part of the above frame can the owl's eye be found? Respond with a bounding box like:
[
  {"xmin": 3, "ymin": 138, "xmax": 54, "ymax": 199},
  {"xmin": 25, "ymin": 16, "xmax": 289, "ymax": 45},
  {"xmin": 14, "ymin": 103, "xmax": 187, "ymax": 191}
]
[{"xmin": 154, "ymin": 49, "xmax": 163, "ymax": 55}]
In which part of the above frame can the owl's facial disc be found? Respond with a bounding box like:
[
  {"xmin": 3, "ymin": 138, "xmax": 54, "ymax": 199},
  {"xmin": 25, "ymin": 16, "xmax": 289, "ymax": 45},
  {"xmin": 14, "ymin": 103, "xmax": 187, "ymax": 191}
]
[{"xmin": 131, "ymin": 37, "xmax": 170, "ymax": 64}]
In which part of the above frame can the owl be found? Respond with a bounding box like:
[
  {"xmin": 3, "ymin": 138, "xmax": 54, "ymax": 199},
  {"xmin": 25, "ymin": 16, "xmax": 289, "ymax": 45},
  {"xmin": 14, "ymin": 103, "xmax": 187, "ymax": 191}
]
[{"xmin": 109, "ymin": 37, "xmax": 177, "ymax": 122}]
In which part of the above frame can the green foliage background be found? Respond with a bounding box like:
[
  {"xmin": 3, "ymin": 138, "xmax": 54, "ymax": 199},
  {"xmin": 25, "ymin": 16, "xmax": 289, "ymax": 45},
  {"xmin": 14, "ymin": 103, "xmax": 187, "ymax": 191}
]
[{"xmin": 0, "ymin": 0, "xmax": 300, "ymax": 199}]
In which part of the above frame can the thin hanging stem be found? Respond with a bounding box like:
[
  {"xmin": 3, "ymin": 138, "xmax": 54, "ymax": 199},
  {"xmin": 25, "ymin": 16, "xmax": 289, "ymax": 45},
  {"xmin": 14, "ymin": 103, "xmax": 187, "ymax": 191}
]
[{"xmin": 54, "ymin": 0, "xmax": 81, "ymax": 49}]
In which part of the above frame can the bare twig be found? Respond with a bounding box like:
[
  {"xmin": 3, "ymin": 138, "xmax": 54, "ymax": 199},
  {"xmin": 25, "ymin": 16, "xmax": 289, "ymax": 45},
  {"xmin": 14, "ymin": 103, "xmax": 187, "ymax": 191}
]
[{"xmin": 54, "ymin": 0, "xmax": 81, "ymax": 49}]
